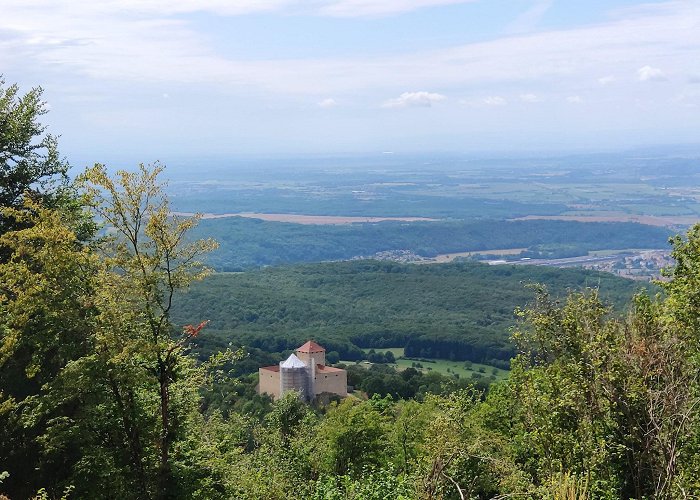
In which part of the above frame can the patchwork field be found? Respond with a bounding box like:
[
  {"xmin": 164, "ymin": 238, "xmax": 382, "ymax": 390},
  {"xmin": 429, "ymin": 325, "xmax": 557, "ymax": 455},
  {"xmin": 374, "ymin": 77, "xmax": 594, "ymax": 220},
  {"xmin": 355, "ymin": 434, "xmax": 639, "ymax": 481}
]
[{"xmin": 168, "ymin": 154, "xmax": 700, "ymax": 223}]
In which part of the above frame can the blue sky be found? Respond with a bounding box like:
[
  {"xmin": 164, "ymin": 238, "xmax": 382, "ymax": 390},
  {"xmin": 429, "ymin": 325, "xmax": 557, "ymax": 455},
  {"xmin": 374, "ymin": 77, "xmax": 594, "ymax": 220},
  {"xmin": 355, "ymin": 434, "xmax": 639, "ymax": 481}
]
[{"xmin": 1, "ymin": 0, "xmax": 699, "ymax": 164}]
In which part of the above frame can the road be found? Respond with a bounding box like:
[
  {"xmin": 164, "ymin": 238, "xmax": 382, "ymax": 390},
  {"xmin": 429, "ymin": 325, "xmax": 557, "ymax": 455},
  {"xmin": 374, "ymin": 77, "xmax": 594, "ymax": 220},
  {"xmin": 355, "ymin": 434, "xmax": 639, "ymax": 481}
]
[{"xmin": 492, "ymin": 254, "xmax": 626, "ymax": 267}]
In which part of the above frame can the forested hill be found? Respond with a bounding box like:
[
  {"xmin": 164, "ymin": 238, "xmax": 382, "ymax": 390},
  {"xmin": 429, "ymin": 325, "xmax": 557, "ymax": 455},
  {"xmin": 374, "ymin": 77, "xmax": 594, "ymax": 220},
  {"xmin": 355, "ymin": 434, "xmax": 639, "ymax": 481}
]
[
  {"xmin": 191, "ymin": 217, "xmax": 672, "ymax": 270},
  {"xmin": 173, "ymin": 260, "xmax": 653, "ymax": 365}
]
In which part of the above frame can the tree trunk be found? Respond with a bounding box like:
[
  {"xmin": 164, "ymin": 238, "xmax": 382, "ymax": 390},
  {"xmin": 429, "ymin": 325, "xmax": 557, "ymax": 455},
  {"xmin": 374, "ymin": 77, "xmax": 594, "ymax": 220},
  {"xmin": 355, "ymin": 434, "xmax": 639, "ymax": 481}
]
[
  {"xmin": 109, "ymin": 375, "xmax": 150, "ymax": 499},
  {"xmin": 158, "ymin": 358, "xmax": 172, "ymax": 499}
]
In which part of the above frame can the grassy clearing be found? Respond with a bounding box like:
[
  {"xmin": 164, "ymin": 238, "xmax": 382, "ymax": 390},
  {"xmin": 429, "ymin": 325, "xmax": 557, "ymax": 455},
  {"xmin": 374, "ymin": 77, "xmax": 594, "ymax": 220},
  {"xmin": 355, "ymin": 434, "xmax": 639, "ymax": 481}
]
[
  {"xmin": 394, "ymin": 358, "xmax": 509, "ymax": 381},
  {"xmin": 359, "ymin": 347, "xmax": 510, "ymax": 381}
]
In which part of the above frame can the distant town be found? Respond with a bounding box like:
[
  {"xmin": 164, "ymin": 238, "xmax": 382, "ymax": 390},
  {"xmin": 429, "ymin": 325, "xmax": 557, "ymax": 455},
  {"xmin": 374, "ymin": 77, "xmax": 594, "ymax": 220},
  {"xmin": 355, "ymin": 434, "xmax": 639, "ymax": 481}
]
[{"xmin": 352, "ymin": 249, "xmax": 674, "ymax": 281}]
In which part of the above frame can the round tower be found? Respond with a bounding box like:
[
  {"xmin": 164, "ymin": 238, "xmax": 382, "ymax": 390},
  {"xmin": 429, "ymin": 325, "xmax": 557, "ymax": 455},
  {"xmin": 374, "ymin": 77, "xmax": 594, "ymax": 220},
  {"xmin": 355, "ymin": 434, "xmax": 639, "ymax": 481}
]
[{"xmin": 279, "ymin": 353, "xmax": 309, "ymax": 399}]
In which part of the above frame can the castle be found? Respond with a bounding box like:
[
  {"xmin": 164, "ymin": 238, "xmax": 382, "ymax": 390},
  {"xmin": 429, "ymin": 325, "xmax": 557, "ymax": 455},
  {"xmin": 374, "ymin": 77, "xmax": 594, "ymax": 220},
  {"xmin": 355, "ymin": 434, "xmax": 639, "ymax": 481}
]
[{"xmin": 258, "ymin": 341, "xmax": 348, "ymax": 401}]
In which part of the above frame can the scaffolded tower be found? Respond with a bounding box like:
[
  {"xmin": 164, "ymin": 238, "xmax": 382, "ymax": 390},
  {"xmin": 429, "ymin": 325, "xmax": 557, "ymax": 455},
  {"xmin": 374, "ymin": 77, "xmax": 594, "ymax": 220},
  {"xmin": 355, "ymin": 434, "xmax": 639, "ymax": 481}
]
[{"xmin": 279, "ymin": 353, "xmax": 309, "ymax": 399}]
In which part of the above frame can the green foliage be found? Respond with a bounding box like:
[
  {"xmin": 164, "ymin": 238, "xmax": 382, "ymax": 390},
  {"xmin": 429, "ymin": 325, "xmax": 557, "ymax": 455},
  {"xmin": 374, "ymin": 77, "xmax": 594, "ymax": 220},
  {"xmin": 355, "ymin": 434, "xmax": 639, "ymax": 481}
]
[
  {"xmin": 0, "ymin": 163, "xmax": 227, "ymax": 499},
  {"xmin": 507, "ymin": 286, "xmax": 699, "ymax": 498},
  {"xmin": 174, "ymin": 260, "xmax": 652, "ymax": 365},
  {"xmin": 417, "ymin": 390, "xmax": 529, "ymax": 498},
  {"xmin": 663, "ymin": 223, "xmax": 700, "ymax": 338},
  {"xmin": 312, "ymin": 467, "xmax": 415, "ymax": 500},
  {"xmin": 193, "ymin": 217, "xmax": 671, "ymax": 270},
  {"xmin": 0, "ymin": 79, "xmax": 75, "ymax": 251},
  {"xmin": 76, "ymin": 163, "xmax": 219, "ymax": 498},
  {"xmin": 0, "ymin": 200, "xmax": 98, "ymax": 497},
  {"xmin": 316, "ymin": 398, "xmax": 390, "ymax": 477},
  {"xmin": 265, "ymin": 392, "xmax": 314, "ymax": 444}
]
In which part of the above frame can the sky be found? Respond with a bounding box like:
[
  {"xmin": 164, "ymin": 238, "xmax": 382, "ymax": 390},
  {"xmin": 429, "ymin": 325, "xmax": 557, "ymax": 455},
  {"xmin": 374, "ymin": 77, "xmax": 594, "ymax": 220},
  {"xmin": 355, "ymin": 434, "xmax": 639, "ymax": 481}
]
[{"xmin": 1, "ymin": 0, "xmax": 700, "ymax": 164}]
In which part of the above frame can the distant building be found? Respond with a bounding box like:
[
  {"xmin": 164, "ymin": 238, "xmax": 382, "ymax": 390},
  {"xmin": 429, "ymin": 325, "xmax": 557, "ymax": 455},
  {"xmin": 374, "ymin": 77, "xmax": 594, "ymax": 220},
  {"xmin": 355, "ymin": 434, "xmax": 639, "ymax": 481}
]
[{"xmin": 258, "ymin": 341, "xmax": 348, "ymax": 401}]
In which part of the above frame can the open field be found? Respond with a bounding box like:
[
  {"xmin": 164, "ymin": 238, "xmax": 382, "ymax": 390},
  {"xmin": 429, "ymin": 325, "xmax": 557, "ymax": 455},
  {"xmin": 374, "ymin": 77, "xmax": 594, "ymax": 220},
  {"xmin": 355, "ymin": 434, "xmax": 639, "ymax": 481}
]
[
  {"xmin": 393, "ymin": 358, "xmax": 509, "ymax": 381},
  {"xmin": 359, "ymin": 347, "xmax": 510, "ymax": 381},
  {"xmin": 167, "ymin": 154, "xmax": 700, "ymax": 222}
]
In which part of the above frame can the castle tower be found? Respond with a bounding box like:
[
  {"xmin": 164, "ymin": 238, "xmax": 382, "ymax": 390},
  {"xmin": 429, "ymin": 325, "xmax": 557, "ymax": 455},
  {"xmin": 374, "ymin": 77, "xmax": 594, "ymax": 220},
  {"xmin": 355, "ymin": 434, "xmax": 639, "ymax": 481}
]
[
  {"xmin": 279, "ymin": 353, "xmax": 309, "ymax": 399},
  {"xmin": 296, "ymin": 340, "xmax": 326, "ymax": 368}
]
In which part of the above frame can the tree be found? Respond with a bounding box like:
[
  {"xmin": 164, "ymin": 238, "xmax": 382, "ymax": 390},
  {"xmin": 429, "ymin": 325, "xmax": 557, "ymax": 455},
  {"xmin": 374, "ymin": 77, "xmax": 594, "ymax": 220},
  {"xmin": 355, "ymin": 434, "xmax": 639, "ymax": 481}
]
[
  {"xmin": 265, "ymin": 392, "xmax": 313, "ymax": 445},
  {"xmin": 416, "ymin": 389, "xmax": 527, "ymax": 499},
  {"xmin": 508, "ymin": 286, "xmax": 699, "ymax": 498},
  {"xmin": 0, "ymin": 79, "xmax": 71, "ymax": 245},
  {"xmin": 663, "ymin": 223, "xmax": 700, "ymax": 341},
  {"xmin": 326, "ymin": 351, "xmax": 340, "ymax": 364},
  {"xmin": 80, "ymin": 163, "xmax": 218, "ymax": 498},
  {"xmin": 316, "ymin": 398, "xmax": 389, "ymax": 477},
  {"xmin": 0, "ymin": 200, "xmax": 98, "ymax": 497},
  {"xmin": 660, "ymin": 223, "xmax": 700, "ymax": 492}
]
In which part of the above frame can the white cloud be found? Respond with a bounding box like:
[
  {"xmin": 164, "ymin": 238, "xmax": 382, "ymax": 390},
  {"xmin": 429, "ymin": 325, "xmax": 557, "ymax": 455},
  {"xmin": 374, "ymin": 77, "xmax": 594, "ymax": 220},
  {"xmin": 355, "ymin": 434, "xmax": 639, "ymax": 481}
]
[
  {"xmin": 483, "ymin": 96, "xmax": 507, "ymax": 106},
  {"xmin": 317, "ymin": 0, "xmax": 476, "ymax": 17},
  {"xmin": 637, "ymin": 65, "xmax": 666, "ymax": 82},
  {"xmin": 0, "ymin": 0, "xmax": 697, "ymax": 98},
  {"xmin": 598, "ymin": 75, "xmax": 616, "ymax": 85},
  {"xmin": 519, "ymin": 93, "xmax": 540, "ymax": 102},
  {"xmin": 382, "ymin": 91, "xmax": 446, "ymax": 109},
  {"xmin": 0, "ymin": 0, "xmax": 477, "ymax": 18},
  {"xmin": 566, "ymin": 95, "xmax": 583, "ymax": 103},
  {"xmin": 318, "ymin": 98, "xmax": 337, "ymax": 108}
]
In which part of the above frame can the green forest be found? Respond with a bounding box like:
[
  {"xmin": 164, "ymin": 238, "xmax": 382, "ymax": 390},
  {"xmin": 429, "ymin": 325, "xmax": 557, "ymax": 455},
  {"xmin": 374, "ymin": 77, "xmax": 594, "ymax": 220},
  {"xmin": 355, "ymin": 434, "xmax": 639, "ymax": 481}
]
[
  {"xmin": 193, "ymin": 217, "xmax": 671, "ymax": 270},
  {"xmin": 173, "ymin": 261, "xmax": 652, "ymax": 367},
  {"xmin": 5, "ymin": 81, "xmax": 700, "ymax": 500}
]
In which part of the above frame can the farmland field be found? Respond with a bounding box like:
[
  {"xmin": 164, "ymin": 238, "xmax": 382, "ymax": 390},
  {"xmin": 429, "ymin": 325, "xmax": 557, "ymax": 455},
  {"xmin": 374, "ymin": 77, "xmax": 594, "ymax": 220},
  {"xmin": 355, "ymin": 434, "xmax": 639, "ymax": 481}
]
[
  {"xmin": 165, "ymin": 152, "xmax": 700, "ymax": 223},
  {"xmin": 358, "ymin": 347, "xmax": 509, "ymax": 381},
  {"xmin": 514, "ymin": 214, "xmax": 699, "ymax": 227}
]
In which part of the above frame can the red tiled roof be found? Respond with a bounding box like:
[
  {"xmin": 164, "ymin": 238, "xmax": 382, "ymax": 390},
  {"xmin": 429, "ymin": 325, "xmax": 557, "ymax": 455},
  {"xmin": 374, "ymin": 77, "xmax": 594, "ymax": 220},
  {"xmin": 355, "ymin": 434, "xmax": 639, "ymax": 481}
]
[
  {"xmin": 296, "ymin": 340, "xmax": 325, "ymax": 353},
  {"xmin": 316, "ymin": 364, "xmax": 344, "ymax": 373},
  {"xmin": 259, "ymin": 365, "xmax": 280, "ymax": 372}
]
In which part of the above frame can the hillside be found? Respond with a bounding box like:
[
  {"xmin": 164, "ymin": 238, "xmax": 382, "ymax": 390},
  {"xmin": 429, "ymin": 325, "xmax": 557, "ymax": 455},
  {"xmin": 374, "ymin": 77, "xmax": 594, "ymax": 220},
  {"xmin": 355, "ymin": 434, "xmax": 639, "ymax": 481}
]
[{"xmin": 173, "ymin": 260, "xmax": 653, "ymax": 365}]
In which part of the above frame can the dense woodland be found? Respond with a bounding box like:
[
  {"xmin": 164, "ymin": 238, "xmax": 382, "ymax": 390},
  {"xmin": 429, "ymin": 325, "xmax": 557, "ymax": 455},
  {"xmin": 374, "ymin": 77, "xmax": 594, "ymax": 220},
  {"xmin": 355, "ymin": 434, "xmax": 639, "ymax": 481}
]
[
  {"xmin": 193, "ymin": 217, "xmax": 671, "ymax": 270},
  {"xmin": 173, "ymin": 261, "xmax": 652, "ymax": 367},
  {"xmin": 4, "ymin": 81, "xmax": 700, "ymax": 499}
]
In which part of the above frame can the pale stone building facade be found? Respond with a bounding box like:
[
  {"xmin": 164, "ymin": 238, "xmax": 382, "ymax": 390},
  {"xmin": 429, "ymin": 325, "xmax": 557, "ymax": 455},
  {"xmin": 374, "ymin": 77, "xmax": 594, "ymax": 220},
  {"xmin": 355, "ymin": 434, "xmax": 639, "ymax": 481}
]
[{"xmin": 258, "ymin": 341, "xmax": 348, "ymax": 401}]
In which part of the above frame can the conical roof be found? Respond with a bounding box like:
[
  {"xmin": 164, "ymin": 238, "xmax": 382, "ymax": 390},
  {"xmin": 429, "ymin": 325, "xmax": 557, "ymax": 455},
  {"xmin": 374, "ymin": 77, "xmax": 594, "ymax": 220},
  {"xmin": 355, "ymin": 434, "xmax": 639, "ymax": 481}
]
[
  {"xmin": 297, "ymin": 340, "xmax": 325, "ymax": 353},
  {"xmin": 280, "ymin": 353, "xmax": 306, "ymax": 369}
]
